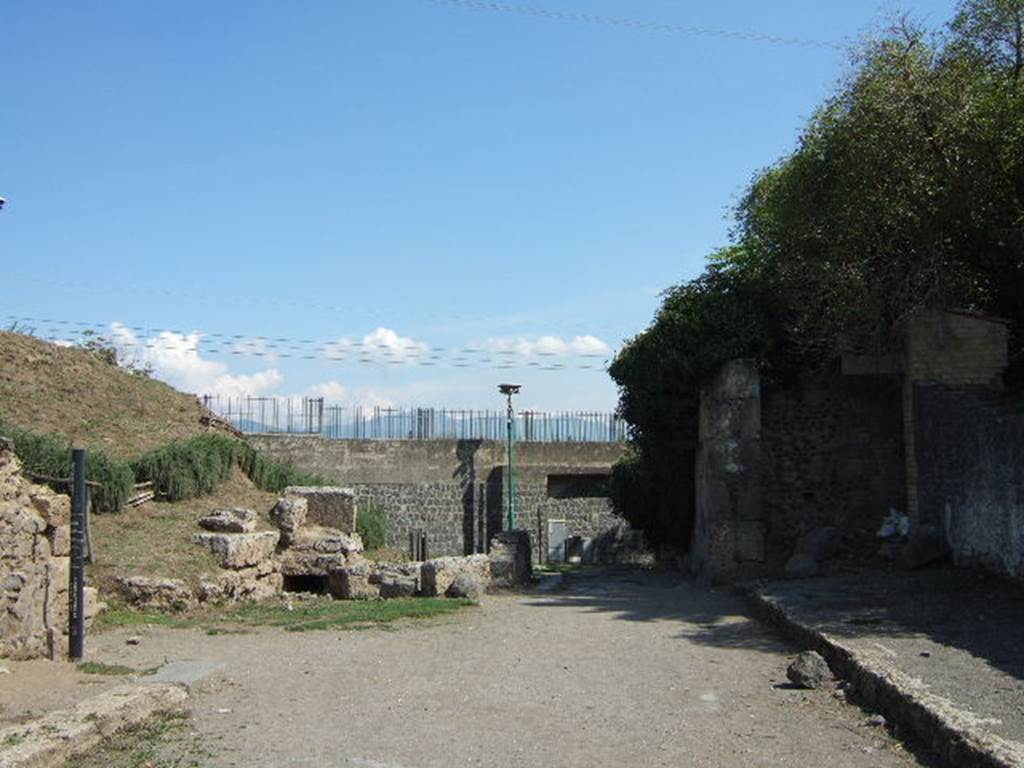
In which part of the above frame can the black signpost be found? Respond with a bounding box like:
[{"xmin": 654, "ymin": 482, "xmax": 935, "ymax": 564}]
[{"xmin": 69, "ymin": 448, "xmax": 87, "ymax": 661}]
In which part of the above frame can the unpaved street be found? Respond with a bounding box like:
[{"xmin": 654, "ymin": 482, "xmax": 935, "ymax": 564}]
[{"xmin": 90, "ymin": 570, "xmax": 928, "ymax": 767}]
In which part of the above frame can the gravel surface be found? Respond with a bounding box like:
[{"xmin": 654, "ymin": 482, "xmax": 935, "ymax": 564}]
[{"xmin": 85, "ymin": 569, "xmax": 930, "ymax": 768}]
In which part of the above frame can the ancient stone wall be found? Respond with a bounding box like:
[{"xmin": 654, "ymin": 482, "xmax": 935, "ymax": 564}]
[
  {"xmin": 761, "ymin": 371, "xmax": 905, "ymax": 549},
  {"xmin": 691, "ymin": 360, "xmax": 763, "ymax": 581},
  {"xmin": 250, "ymin": 436, "xmax": 632, "ymax": 561},
  {"xmin": 0, "ymin": 439, "xmax": 99, "ymax": 659},
  {"xmin": 351, "ymin": 483, "xmax": 477, "ymax": 557},
  {"xmin": 902, "ymin": 310, "xmax": 1009, "ymax": 517},
  {"xmin": 914, "ymin": 385, "xmax": 1024, "ymax": 583}
]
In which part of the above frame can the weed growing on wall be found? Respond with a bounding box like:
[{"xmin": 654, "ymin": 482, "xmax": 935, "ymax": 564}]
[{"xmin": 357, "ymin": 503, "xmax": 389, "ymax": 550}]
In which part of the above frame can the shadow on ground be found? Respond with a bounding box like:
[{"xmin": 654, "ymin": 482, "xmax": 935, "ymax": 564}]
[
  {"xmin": 757, "ymin": 566, "xmax": 1024, "ymax": 685},
  {"xmin": 523, "ymin": 567, "xmax": 788, "ymax": 654}
]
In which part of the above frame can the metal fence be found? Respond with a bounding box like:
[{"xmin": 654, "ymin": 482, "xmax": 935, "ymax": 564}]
[{"xmin": 201, "ymin": 396, "xmax": 627, "ymax": 443}]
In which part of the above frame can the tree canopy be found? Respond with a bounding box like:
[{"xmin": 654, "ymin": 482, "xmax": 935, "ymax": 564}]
[{"xmin": 609, "ymin": 0, "xmax": 1024, "ymax": 548}]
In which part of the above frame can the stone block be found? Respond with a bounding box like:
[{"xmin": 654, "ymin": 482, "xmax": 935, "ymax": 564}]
[
  {"xmin": 199, "ymin": 508, "xmax": 257, "ymax": 533},
  {"xmin": 48, "ymin": 525, "xmax": 70, "ymax": 557},
  {"xmin": 290, "ymin": 527, "xmax": 363, "ymax": 556},
  {"xmin": 375, "ymin": 563, "xmax": 421, "ymax": 598},
  {"xmin": 489, "ymin": 531, "xmax": 532, "ymax": 588},
  {"xmin": 269, "ymin": 497, "xmax": 307, "ymax": 544},
  {"xmin": 279, "ymin": 550, "xmax": 347, "ymax": 577},
  {"xmin": 29, "ymin": 491, "xmax": 71, "ymax": 527},
  {"xmin": 284, "ymin": 487, "xmax": 357, "ymax": 533},
  {"xmin": 117, "ymin": 576, "xmax": 194, "ymax": 612},
  {"xmin": 197, "ymin": 566, "xmax": 283, "ymax": 603},
  {"xmin": 420, "ymin": 555, "xmax": 491, "ymax": 597},
  {"xmin": 329, "ymin": 562, "xmax": 378, "ymax": 600},
  {"xmin": 194, "ymin": 531, "xmax": 279, "ymax": 569}
]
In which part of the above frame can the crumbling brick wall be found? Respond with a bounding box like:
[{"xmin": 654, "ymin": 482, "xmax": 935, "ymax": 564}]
[{"xmin": 0, "ymin": 439, "xmax": 98, "ymax": 659}]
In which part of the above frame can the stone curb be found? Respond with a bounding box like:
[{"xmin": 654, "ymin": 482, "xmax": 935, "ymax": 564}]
[
  {"xmin": 746, "ymin": 589, "xmax": 1024, "ymax": 768},
  {"xmin": 0, "ymin": 681, "xmax": 189, "ymax": 768}
]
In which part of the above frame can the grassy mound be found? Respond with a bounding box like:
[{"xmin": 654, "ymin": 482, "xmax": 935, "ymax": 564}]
[{"xmin": 0, "ymin": 331, "xmax": 208, "ymax": 458}]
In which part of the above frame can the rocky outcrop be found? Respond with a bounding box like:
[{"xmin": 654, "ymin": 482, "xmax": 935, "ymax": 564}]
[{"xmin": 1, "ymin": 440, "xmax": 102, "ymax": 660}]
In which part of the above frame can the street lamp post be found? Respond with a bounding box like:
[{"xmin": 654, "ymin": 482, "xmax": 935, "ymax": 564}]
[{"xmin": 498, "ymin": 384, "xmax": 521, "ymax": 531}]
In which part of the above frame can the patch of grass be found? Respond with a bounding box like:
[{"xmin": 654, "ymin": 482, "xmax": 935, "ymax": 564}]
[
  {"xmin": 77, "ymin": 661, "xmax": 158, "ymax": 676},
  {"xmin": 231, "ymin": 596, "xmax": 475, "ymax": 632},
  {"xmin": 64, "ymin": 710, "xmax": 207, "ymax": 768},
  {"xmin": 3, "ymin": 731, "xmax": 27, "ymax": 747},
  {"xmin": 94, "ymin": 596, "xmax": 476, "ymax": 634},
  {"xmin": 93, "ymin": 609, "xmax": 197, "ymax": 630}
]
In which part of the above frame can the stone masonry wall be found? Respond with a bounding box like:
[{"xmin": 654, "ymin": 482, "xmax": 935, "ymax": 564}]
[
  {"xmin": 761, "ymin": 370, "xmax": 905, "ymax": 550},
  {"xmin": 903, "ymin": 310, "xmax": 1009, "ymax": 518},
  {"xmin": 351, "ymin": 483, "xmax": 473, "ymax": 557},
  {"xmin": 0, "ymin": 439, "xmax": 99, "ymax": 659},
  {"xmin": 914, "ymin": 384, "xmax": 1024, "ymax": 583},
  {"xmin": 251, "ymin": 436, "xmax": 630, "ymax": 561},
  {"xmin": 691, "ymin": 360, "xmax": 763, "ymax": 581}
]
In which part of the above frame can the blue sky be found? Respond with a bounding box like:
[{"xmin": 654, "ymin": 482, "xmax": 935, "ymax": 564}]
[{"xmin": 1, "ymin": 0, "xmax": 958, "ymax": 411}]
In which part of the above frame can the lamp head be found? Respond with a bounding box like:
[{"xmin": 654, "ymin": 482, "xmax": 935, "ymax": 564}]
[{"xmin": 498, "ymin": 384, "xmax": 521, "ymax": 396}]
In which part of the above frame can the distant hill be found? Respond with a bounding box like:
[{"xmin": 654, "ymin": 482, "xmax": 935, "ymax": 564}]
[{"xmin": 0, "ymin": 331, "xmax": 209, "ymax": 458}]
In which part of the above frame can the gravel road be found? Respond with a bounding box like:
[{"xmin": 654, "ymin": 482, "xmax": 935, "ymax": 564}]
[{"xmin": 89, "ymin": 569, "xmax": 931, "ymax": 767}]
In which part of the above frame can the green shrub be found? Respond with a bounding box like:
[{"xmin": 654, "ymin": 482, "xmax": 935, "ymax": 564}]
[
  {"xmin": 0, "ymin": 417, "xmax": 135, "ymax": 513},
  {"xmin": 132, "ymin": 434, "xmax": 239, "ymax": 501},
  {"xmin": 0, "ymin": 417, "xmax": 329, "ymax": 511},
  {"xmin": 234, "ymin": 441, "xmax": 327, "ymax": 492},
  {"xmin": 357, "ymin": 504, "xmax": 388, "ymax": 550}
]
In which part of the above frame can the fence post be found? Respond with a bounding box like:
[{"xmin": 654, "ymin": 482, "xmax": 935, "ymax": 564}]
[{"xmin": 69, "ymin": 448, "xmax": 87, "ymax": 661}]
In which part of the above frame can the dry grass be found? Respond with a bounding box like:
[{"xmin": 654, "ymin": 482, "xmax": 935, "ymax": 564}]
[
  {"xmin": 0, "ymin": 331, "xmax": 208, "ymax": 458},
  {"xmin": 89, "ymin": 467, "xmax": 280, "ymax": 597}
]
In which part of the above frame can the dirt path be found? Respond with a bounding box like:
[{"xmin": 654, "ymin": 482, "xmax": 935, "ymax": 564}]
[{"xmin": 87, "ymin": 570, "xmax": 932, "ymax": 767}]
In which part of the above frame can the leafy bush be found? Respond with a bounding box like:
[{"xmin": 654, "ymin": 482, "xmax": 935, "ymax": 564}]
[
  {"xmin": 235, "ymin": 441, "xmax": 327, "ymax": 493},
  {"xmin": 0, "ymin": 419, "xmax": 327, "ymax": 511},
  {"xmin": 0, "ymin": 417, "xmax": 135, "ymax": 513},
  {"xmin": 132, "ymin": 435, "xmax": 239, "ymax": 501},
  {"xmin": 357, "ymin": 504, "xmax": 388, "ymax": 550},
  {"xmin": 133, "ymin": 434, "xmax": 328, "ymax": 501}
]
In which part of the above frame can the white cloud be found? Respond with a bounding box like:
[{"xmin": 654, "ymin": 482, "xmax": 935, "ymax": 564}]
[
  {"xmin": 308, "ymin": 380, "xmax": 347, "ymax": 400},
  {"xmin": 110, "ymin": 323, "xmax": 283, "ymax": 397},
  {"xmin": 483, "ymin": 334, "xmax": 611, "ymax": 358},
  {"xmin": 325, "ymin": 327, "xmax": 428, "ymax": 363},
  {"xmin": 305, "ymin": 380, "xmax": 395, "ymax": 409}
]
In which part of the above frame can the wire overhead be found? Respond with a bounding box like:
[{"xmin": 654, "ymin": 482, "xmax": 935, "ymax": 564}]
[{"xmin": 423, "ymin": 0, "xmax": 846, "ymax": 50}]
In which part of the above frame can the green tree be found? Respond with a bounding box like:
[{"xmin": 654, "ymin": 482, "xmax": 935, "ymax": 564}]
[{"xmin": 611, "ymin": 0, "xmax": 1024, "ymax": 548}]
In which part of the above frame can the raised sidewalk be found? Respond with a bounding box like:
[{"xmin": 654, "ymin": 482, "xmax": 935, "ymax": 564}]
[{"xmin": 747, "ymin": 567, "xmax": 1024, "ymax": 768}]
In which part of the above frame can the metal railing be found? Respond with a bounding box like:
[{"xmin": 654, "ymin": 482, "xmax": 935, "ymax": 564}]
[{"xmin": 200, "ymin": 396, "xmax": 627, "ymax": 443}]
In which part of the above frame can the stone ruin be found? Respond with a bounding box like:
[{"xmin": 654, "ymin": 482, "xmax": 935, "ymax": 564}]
[
  {"xmin": 117, "ymin": 486, "xmax": 533, "ymax": 611},
  {"xmin": 0, "ymin": 439, "xmax": 102, "ymax": 660}
]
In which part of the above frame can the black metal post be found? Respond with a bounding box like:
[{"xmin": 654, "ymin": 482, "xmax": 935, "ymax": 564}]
[{"xmin": 69, "ymin": 448, "xmax": 87, "ymax": 661}]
